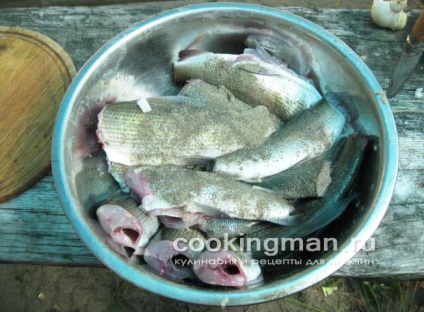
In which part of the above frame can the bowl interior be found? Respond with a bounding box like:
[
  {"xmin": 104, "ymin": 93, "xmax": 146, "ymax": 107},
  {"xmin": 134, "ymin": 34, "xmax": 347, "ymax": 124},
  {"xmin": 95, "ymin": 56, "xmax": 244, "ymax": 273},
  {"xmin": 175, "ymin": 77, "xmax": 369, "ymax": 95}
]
[{"xmin": 53, "ymin": 3, "xmax": 397, "ymax": 305}]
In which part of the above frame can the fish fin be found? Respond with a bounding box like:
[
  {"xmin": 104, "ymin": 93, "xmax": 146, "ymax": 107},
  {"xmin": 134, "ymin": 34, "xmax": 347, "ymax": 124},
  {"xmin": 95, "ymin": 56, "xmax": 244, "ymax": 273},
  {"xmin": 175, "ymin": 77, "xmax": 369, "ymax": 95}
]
[
  {"xmin": 250, "ymin": 38, "xmax": 286, "ymax": 67},
  {"xmin": 186, "ymin": 201, "xmax": 225, "ymax": 218},
  {"xmin": 270, "ymin": 214, "xmax": 300, "ymax": 226},
  {"xmin": 243, "ymin": 178, "xmax": 263, "ymax": 183},
  {"xmin": 148, "ymin": 208, "xmax": 183, "ymax": 218},
  {"xmin": 159, "ymin": 216, "xmax": 189, "ymax": 229},
  {"xmin": 336, "ymin": 193, "xmax": 359, "ymax": 215},
  {"xmin": 243, "ymin": 48, "xmax": 261, "ymax": 58},
  {"xmin": 251, "ymin": 185, "xmax": 274, "ymax": 193},
  {"xmin": 230, "ymin": 61, "xmax": 281, "ymax": 76},
  {"xmin": 234, "ymin": 54, "xmax": 260, "ymax": 63},
  {"xmin": 306, "ymin": 193, "xmax": 359, "ymax": 234},
  {"xmin": 324, "ymin": 92, "xmax": 360, "ymax": 123}
]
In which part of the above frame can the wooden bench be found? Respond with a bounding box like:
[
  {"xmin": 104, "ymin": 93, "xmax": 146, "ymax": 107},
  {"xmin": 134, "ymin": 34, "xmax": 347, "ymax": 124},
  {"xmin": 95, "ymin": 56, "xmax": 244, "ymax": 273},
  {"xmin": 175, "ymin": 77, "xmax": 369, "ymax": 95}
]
[{"xmin": 0, "ymin": 4, "xmax": 423, "ymax": 279}]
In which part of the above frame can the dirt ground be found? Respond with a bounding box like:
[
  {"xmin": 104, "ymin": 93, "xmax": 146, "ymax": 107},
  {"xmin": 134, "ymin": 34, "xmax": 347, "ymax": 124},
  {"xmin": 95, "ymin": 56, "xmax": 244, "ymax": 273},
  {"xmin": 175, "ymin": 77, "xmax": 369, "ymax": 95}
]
[
  {"xmin": 1, "ymin": 263, "xmax": 423, "ymax": 312},
  {"xmin": 1, "ymin": 0, "xmax": 424, "ymax": 311}
]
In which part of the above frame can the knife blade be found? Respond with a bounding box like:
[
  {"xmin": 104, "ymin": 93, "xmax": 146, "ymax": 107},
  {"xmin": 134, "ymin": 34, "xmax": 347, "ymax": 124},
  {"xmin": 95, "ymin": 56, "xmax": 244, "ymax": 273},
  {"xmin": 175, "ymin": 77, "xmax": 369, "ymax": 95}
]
[{"xmin": 386, "ymin": 11, "xmax": 424, "ymax": 98}]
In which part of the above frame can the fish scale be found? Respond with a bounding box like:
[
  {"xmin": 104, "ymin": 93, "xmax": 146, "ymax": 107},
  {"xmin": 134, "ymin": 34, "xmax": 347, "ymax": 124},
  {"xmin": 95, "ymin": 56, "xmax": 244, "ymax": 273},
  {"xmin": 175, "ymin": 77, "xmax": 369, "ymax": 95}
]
[
  {"xmin": 255, "ymin": 138, "xmax": 347, "ymax": 199},
  {"xmin": 178, "ymin": 79, "xmax": 251, "ymax": 112},
  {"xmin": 159, "ymin": 227, "xmax": 206, "ymax": 243},
  {"xmin": 126, "ymin": 166, "xmax": 296, "ymax": 226},
  {"xmin": 97, "ymin": 101, "xmax": 279, "ymax": 167},
  {"xmin": 174, "ymin": 52, "xmax": 322, "ymax": 120},
  {"xmin": 243, "ymin": 134, "xmax": 369, "ymax": 260},
  {"xmin": 198, "ymin": 217, "xmax": 269, "ymax": 239},
  {"xmin": 213, "ymin": 99, "xmax": 346, "ymax": 181},
  {"xmin": 105, "ymin": 195, "xmax": 159, "ymax": 233}
]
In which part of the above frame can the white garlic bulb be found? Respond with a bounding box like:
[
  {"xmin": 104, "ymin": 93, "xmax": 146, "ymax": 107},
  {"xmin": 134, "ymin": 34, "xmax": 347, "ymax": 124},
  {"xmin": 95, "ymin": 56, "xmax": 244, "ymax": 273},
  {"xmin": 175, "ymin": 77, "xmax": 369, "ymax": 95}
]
[{"xmin": 371, "ymin": 0, "xmax": 408, "ymax": 30}]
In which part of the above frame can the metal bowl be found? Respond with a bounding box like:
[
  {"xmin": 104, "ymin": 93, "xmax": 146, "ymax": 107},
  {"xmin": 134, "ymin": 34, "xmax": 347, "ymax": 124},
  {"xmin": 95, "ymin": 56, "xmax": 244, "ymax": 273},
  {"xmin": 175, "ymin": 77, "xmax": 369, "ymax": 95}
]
[{"xmin": 52, "ymin": 3, "xmax": 398, "ymax": 306}]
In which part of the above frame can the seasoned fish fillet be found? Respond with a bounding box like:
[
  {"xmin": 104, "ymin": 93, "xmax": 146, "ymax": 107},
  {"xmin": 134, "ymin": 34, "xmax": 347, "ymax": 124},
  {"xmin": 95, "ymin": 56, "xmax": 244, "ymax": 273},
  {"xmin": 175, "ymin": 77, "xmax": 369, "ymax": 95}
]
[
  {"xmin": 97, "ymin": 101, "xmax": 279, "ymax": 166},
  {"xmin": 125, "ymin": 166, "xmax": 297, "ymax": 226},
  {"xmin": 213, "ymin": 99, "xmax": 346, "ymax": 181}
]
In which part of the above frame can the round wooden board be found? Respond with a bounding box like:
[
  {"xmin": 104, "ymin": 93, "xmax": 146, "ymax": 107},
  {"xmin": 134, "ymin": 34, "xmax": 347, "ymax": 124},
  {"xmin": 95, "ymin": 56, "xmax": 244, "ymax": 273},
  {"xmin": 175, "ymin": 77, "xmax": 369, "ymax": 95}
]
[{"xmin": 0, "ymin": 27, "xmax": 76, "ymax": 202}]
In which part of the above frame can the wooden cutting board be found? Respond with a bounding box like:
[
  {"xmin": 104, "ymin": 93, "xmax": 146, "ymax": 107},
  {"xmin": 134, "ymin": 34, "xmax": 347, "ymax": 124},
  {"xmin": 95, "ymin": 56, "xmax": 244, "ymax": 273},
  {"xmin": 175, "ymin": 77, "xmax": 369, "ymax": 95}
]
[{"xmin": 0, "ymin": 27, "xmax": 76, "ymax": 203}]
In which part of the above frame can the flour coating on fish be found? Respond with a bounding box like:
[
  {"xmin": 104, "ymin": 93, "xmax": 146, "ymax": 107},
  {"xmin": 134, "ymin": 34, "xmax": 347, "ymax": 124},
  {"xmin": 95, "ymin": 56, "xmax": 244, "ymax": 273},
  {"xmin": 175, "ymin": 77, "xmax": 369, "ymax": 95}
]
[
  {"xmin": 197, "ymin": 217, "xmax": 267, "ymax": 239},
  {"xmin": 179, "ymin": 79, "xmax": 251, "ymax": 112},
  {"xmin": 213, "ymin": 99, "xmax": 346, "ymax": 181},
  {"xmin": 174, "ymin": 51, "xmax": 322, "ymax": 120},
  {"xmin": 125, "ymin": 166, "xmax": 297, "ymax": 226},
  {"xmin": 97, "ymin": 101, "xmax": 278, "ymax": 167}
]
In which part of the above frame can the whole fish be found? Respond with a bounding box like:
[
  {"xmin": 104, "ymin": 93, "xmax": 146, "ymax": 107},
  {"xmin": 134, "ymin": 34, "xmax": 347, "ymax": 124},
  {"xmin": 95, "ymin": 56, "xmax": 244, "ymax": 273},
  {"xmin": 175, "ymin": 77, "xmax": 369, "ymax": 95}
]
[
  {"xmin": 144, "ymin": 227, "xmax": 206, "ymax": 281},
  {"xmin": 96, "ymin": 193, "xmax": 159, "ymax": 252},
  {"xmin": 174, "ymin": 51, "xmax": 322, "ymax": 120},
  {"xmin": 193, "ymin": 246, "xmax": 263, "ymax": 287},
  {"xmin": 97, "ymin": 100, "xmax": 279, "ymax": 167},
  {"xmin": 244, "ymin": 134, "xmax": 369, "ymax": 260},
  {"xmin": 125, "ymin": 166, "xmax": 297, "ymax": 226},
  {"xmin": 213, "ymin": 99, "xmax": 346, "ymax": 181}
]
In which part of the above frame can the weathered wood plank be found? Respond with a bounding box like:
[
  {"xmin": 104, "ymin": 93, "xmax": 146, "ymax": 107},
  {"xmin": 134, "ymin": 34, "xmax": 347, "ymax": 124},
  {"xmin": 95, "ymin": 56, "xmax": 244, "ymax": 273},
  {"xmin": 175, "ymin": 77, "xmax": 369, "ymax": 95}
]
[
  {"xmin": 0, "ymin": 5, "xmax": 423, "ymax": 278},
  {"xmin": 0, "ymin": 175, "xmax": 101, "ymax": 265},
  {"xmin": 335, "ymin": 203, "xmax": 424, "ymax": 278},
  {"xmin": 3, "ymin": 0, "xmax": 422, "ymax": 9}
]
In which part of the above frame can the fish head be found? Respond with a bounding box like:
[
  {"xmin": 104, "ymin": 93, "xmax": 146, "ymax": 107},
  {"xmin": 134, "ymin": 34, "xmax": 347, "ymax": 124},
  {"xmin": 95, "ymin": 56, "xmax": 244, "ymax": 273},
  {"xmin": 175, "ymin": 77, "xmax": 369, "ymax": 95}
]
[
  {"xmin": 96, "ymin": 205, "xmax": 145, "ymax": 248},
  {"xmin": 105, "ymin": 236, "xmax": 145, "ymax": 263},
  {"xmin": 193, "ymin": 249, "xmax": 262, "ymax": 287},
  {"xmin": 144, "ymin": 240, "xmax": 197, "ymax": 281}
]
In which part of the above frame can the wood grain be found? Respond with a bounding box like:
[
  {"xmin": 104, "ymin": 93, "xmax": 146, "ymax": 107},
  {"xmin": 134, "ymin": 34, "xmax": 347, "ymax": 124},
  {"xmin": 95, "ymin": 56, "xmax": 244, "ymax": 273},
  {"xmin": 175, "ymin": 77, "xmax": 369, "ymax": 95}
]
[
  {"xmin": 0, "ymin": 5, "xmax": 423, "ymax": 278},
  {"xmin": 0, "ymin": 27, "xmax": 76, "ymax": 202},
  {"xmin": 1, "ymin": 0, "xmax": 423, "ymax": 9},
  {"xmin": 413, "ymin": 11, "xmax": 424, "ymax": 42}
]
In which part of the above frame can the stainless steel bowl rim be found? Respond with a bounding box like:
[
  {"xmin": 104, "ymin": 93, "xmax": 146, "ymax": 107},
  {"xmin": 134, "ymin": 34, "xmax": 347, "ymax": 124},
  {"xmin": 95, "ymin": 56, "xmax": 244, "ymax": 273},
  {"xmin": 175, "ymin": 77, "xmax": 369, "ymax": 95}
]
[{"xmin": 52, "ymin": 2, "xmax": 398, "ymax": 306}]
